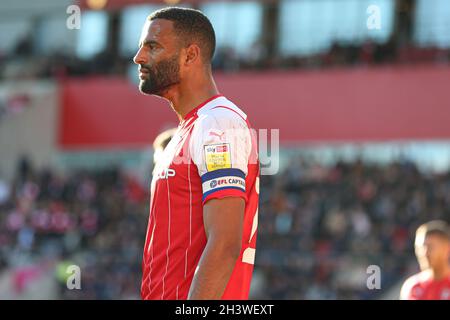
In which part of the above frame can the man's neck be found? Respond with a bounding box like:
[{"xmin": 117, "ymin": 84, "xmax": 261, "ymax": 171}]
[
  {"xmin": 164, "ymin": 72, "xmax": 219, "ymax": 121},
  {"xmin": 431, "ymin": 265, "xmax": 450, "ymax": 280}
]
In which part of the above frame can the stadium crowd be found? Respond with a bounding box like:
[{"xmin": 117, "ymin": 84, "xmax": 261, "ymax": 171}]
[
  {"xmin": 1, "ymin": 35, "xmax": 450, "ymax": 81},
  {"xmin": 0, "ymin": 156, "xmax": 448, "ymax": 299},
  {"xmin": 255, "ymin": 157, "xmax": 449, "ymax": 299}
]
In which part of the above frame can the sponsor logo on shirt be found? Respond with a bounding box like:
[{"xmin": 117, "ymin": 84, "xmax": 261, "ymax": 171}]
[
  {"xmin": 208, "ymin": 129, "xmax": 225, "ymax": 141},
  {"xmin": 156, "ymin": 168, "xmax": 176, "ymax": 179},
  {"xmin": 412, "ymin": 286, "xmax": 423, "ymax": 298},
  {"xmin": 204, "ymin": 143, "xmax": 231, "ymax": 172}
]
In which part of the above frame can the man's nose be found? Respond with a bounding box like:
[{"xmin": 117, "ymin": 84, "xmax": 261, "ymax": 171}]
[{"xmin": 133, "ymin": 47, "xmax": 145, "ymax": 65}]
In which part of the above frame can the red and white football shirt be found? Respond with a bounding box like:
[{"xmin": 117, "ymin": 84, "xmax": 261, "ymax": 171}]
[
  {"xmin": 400, "ymin": 270, "xmax": 450, "ymax": 300},
  {"xmin": 141, "ymin": 94, "xmax": 259, "ymax": 300}
]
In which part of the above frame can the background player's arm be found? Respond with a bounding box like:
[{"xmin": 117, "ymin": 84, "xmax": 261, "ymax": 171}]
[{"xmin": 187, "ymin": 197, "xmax": 244, "ymax": 300}]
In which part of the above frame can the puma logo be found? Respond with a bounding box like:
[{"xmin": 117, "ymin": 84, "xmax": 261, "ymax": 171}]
[{"xmin": 208, "ymin": 129, "xmax": 225, "ymax": 140}]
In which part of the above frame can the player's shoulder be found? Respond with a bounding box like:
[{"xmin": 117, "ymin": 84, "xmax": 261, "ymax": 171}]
[
  {"xmin": 197, "ymin": 95, "xmax": 248, "ymax": 127},
  {"xmin": 405, "ymin": 270, "xmax": 432, "ymax": 285},
  {"xmin": 400, "ymin": 270, "xmax": 434, "ymax": 300},
  {"xmin": 401, "ymin": 270, "xmax": 431, "ymax": 292}
]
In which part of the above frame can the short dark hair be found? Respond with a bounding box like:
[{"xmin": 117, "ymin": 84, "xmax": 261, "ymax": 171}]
[
  {"xmin": 416, "ymin": 220, "xmax": 450, "ymax": 243},
  {"xmin": 148, "ymin": 7, "xmax": 216, "ymax": 63}
]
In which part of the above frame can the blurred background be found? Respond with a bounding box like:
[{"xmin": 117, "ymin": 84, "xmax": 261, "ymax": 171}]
[{"xmin": 0, "ymin": 0, "xmax": 449, "ymax": 299}]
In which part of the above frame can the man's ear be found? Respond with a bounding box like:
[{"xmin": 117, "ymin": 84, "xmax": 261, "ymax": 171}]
[{"xmin": 184, "ymin": 43, "xmax": 201, "ymax": 66}]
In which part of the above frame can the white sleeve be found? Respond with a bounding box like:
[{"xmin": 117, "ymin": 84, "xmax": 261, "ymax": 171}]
[{"xmin": 190, "ymin": 111, "xmax": 251, "ymax": 204}]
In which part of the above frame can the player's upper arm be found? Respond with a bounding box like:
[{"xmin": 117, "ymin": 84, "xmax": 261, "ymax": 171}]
[
  {"xmin": 190, "ymin": 110, "xmax": 251, "ymax": 205},
  {"xmin": 203, "ymin": 197, "xmax": 245, "ymax": 257}
]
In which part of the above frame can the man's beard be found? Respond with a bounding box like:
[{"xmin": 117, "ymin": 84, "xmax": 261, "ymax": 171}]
[{"xmin": 139, "ymin": 54, "xmax": 181, "ymax": 96}]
